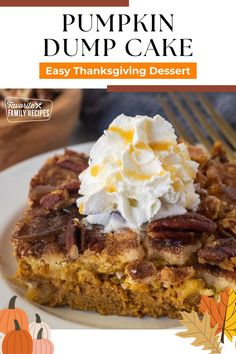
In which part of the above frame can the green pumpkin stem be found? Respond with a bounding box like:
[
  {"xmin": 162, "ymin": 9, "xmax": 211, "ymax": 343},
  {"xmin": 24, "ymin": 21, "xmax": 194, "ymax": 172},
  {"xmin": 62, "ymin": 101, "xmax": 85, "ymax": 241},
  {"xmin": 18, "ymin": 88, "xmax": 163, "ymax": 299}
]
[
  {"xmin": 14, "ymin": 320, "xmax": 21, "ymax": 331},
  {"xmin": 8, "ymin": 296, "xmax": 17, "ymax": 309},
  {"xmin": 37, "ymin": 328, "xmax": 43, "ymax": 340},
  {"xmin": 35, "ymin": 314, "xmax": 41, "ymax": 323}
]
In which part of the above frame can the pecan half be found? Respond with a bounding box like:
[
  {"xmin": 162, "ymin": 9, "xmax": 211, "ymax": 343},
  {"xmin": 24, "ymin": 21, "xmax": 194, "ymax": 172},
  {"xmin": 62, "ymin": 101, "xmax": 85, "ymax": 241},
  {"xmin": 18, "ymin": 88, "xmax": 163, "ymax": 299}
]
[
  {"xmin": 195, "ymin": 264, "xmax": 236, "ymax": 282},
  {"xmin": 40, "ymin": 190, "xmax": 71, "ymax": 211},
  {"xmin": 57, "ymin": 155, "xmax": 88, "ymax": 173},
  {"xmin": 198, "ymin": 237, "xmax": 236, "ymax": 264},
  {"xmin": 127, "ymin": 261, "xmax": 156, "ymax": 280},
  {"xmin": 12, "ymin": 226, "xmax": 63, "ymax": 242},
  {"xmin": 12, "ymin": 207, "xmax": 79, "ymax": 244},
  {"xmin": 147, "ymin": 230, "xmax": 197, "ymax": 241},
  {"xmin": 65, "ymin": 218, "xmax": 81, "ymax": 260},
  {"xmin": 147, "ymin": 213, "xmax": 217, "ymax": 240},
  {"xmin": 80, "ymin": 225, "xmax": 105, "ymax": 253},
  {"xmin": 30, "ymin": 180, "xmax": 80, "ymax": 204},
  {"xmin": 57, "ymin": 179, "xmax": 80, "ymax": 195},
  {"xmin": 29, "ymin": 185, "xmax": 56, "ymax": 202}
]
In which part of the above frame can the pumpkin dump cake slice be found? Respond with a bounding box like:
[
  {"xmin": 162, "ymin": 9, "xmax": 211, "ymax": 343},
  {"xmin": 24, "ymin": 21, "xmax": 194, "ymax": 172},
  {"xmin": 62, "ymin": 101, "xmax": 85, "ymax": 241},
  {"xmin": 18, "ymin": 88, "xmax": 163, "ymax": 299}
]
[{"xmin": 11, "ymin": 115, "xmax": 236, "ymax": 319}]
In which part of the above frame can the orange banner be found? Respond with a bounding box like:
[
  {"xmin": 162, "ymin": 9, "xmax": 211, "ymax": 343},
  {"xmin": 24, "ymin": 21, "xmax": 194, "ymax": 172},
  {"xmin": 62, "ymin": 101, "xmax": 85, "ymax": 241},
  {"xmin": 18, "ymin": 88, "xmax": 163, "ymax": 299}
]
[{"xmin": 39, "ymin": 62, "xmax": 197, "ymax": 80}]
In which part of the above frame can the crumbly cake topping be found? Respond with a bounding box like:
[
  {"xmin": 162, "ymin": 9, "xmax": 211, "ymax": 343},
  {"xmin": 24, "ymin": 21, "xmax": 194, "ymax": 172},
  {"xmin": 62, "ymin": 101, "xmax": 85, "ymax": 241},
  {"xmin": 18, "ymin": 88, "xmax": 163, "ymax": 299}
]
[
  {"xmin": 11, "ymin": 144, "xmax": 236, "ymax": 292},
  {"xmin": 9, "ymin": 143, "xmax": 236, "ymax": 317}
]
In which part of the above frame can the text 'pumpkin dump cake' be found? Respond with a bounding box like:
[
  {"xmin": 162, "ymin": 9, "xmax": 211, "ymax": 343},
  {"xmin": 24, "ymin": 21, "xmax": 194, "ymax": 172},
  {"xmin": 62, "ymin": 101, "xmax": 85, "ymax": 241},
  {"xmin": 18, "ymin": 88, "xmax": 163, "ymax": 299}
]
[{"xmin": 11, "ymin": 114, "xmax": 236, "ymax": 319}]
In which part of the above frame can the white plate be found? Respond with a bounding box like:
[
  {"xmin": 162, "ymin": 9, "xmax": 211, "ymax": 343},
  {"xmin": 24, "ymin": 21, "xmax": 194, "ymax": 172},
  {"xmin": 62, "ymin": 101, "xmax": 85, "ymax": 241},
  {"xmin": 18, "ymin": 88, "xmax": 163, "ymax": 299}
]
[{"xmin": 0, "ymin": 143, "xmax": 179, "ymax": 329}]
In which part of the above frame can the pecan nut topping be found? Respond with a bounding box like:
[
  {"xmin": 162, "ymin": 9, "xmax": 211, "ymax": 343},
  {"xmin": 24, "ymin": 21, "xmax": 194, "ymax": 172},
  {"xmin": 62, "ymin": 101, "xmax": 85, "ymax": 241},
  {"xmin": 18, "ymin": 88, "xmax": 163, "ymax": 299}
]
[
  {"xmin": 198, "ymin": 237, "xmax": 236, "ymax": 264},
  {"xmin": 57, "ymin": 154, "xmax": 88, "ymax": 173},
  {"xmin": 40, "ymin": 190, "xmax": 71, "ymax": 211},
  {"xmin": 11, "ymin": 207, "xmax": 79, "ymax": 243},
  {"xmin": 65, "ymin": 218, "xmax": 81, "ymax": 260},
  {"xmin": 64, "ymin": 220, "xmax": 105, "ymax": 258},
  {"xmin": 58, "ymin": 179, "xmax": 80, "ymax": 195},
  {"xmin": 80, "ymin": 225, "xmax": 105, "ymax": 253},
  {"xmin": 147, "ymin": 212, "xmax": 217, "ymax": 240},
  {"xmin": 30, "ymin": 180, "xmax": 80, "ymax": 203},
  {"xmin": 29, "ymin": 185, "xmax": 56, "ymax": 202},
  {"xmin": 12, "ymin": 227, "xmax": 63, "ymax": 242},
  {"xmin": 127, "ymin": 261, "xmax": 156, "ymax": 280}
]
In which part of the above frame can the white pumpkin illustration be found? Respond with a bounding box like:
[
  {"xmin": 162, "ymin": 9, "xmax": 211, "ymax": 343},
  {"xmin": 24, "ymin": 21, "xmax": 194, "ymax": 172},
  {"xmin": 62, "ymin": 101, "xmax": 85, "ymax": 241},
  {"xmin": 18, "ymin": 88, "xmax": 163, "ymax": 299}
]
[
  {"xmin": 29, "ymin": 314, "xmax": 51, "ymax": 339},
  {"xmin": 0, "ymin": 332, "xmax": 4, "ymax": 354}
]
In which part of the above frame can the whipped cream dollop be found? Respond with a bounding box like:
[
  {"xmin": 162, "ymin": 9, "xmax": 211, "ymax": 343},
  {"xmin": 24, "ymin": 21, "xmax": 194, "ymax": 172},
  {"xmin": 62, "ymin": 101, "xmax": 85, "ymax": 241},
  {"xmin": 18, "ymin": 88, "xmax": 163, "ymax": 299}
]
[{"xmin": 77, "ymin": 114, "xmax": 200, "ymax": 231}]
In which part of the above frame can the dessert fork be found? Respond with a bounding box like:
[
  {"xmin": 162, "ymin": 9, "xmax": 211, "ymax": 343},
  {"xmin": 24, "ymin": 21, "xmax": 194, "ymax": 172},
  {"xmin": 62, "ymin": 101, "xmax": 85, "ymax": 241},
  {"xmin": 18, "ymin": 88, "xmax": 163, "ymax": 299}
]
[{"xmin": 159, "ymin": 92, "xmax": 236, "ymax": 160}]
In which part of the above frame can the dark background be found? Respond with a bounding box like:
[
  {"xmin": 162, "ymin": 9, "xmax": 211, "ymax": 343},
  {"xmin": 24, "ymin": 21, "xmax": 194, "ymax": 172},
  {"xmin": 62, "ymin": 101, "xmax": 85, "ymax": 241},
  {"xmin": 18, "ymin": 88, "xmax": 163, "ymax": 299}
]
[{"xmin": 72, "ymin": 90, "xmax": 236, "ymax": 144}]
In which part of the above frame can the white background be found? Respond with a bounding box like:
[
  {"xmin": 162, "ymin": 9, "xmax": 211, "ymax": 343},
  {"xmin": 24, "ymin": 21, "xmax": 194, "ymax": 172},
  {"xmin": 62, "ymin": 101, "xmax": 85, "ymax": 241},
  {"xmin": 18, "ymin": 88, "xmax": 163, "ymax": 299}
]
[
  {"xmin": 0, "ymin": 0, "xmax": 235, "ymax": 87},
  {"xmin": 50, "ymin": 330, "xmax": 235, "ymax": 354},
  {"xmin": 0, "ymin": 1, "xmax": 236, "ymax": 353}
]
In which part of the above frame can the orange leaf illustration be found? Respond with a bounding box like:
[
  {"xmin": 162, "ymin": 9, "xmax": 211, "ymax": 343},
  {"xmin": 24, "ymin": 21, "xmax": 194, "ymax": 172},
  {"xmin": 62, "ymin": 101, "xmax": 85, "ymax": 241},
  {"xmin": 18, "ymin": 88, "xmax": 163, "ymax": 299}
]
[{"xmin": 200, "ymin": 288, "xmax": 236, "ymax": 343}]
